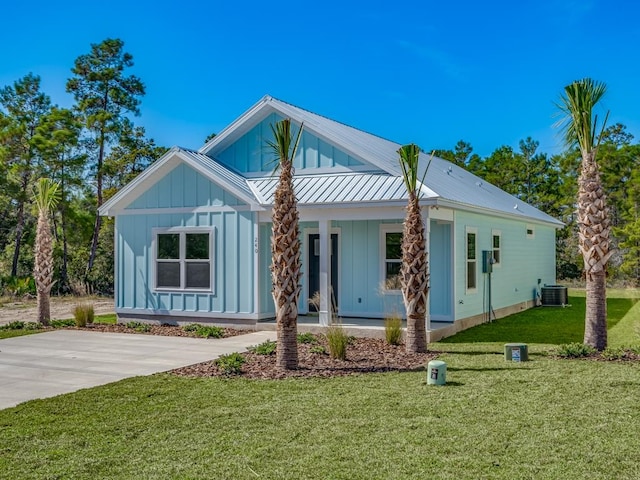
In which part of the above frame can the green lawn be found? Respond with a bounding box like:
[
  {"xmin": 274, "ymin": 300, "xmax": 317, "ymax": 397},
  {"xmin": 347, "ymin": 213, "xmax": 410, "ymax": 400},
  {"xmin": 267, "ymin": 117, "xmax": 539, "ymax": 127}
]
[
  {"xmin": 1, "ymin": 295, "xmax": 640, "ymax": 478},
  {"xmin": 0, "ymin": 314, "xmax": 116, "ymax": 340},
  {"xmin": 441, "ymin": 296, "xmax": 639, "ymax": 346},
  {"xmin": 1, "ymin": 351, "xmax": 639, "ymax": 479}
]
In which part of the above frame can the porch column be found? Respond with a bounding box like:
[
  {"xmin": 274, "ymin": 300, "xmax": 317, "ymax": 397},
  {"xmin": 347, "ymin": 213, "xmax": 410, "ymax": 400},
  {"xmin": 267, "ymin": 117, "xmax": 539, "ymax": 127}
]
[
  {"xmin": 318, "ymin": 219, "xmax": 332, "ymax": 326},
  {"xmin": 423, "ymin": 207, "xmax": 431, "ymax": 332}
]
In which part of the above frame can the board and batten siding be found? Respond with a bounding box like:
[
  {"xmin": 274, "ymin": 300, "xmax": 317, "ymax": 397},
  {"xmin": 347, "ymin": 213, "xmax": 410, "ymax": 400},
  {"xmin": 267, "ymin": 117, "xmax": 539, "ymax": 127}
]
[
  {"xmin": 214, "ymin": 113, "xmax": 366, "ymax": 174},
  {"xmin": 116, "ymin": 163, "xmax": 256, "ymax": 317},
  {"xmin": 453, "ymin": 210, "xmax": 556, "ymax": 321}
]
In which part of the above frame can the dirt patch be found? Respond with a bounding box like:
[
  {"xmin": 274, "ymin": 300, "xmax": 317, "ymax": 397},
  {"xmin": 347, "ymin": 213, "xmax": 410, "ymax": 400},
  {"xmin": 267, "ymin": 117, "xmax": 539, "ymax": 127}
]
[
  {"xmin": 0, "ymin": 297, "xmax": 115, "ymax": 325},
  {"xmin": 173, "ymin": 336, "xmax": 439, "ymax": 379}
]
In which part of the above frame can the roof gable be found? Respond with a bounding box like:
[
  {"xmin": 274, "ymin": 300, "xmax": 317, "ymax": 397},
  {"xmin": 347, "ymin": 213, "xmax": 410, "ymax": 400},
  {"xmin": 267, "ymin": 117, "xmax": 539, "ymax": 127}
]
[
  {"xmin": 213, "ymin": 111, "xmax": 368, "ymax": 176},
  {"xmin": 99, "ymin": 148, "xmax": 259, "ymax": 216}
]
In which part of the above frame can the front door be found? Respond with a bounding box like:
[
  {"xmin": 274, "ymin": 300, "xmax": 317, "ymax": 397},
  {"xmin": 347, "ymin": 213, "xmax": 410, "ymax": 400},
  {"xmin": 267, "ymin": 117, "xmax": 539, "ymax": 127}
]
[{"xmin": 308, "ymin": 233, "xmax": 338, "ymax": 312}]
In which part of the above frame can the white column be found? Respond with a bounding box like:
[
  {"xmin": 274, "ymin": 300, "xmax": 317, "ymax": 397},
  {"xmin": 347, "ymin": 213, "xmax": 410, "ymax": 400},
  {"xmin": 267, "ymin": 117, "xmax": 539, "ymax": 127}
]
[
  {"xmin": 318, "ymin": 219, "xmax": 332, "ymax": 326},
  {"xmin": 424, "ymin": 207, "xmax": 431, "ymax": 332}
]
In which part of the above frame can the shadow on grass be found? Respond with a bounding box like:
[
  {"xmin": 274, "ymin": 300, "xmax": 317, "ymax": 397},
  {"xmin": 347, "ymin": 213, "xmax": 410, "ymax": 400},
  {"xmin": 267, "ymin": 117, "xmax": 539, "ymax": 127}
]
[{"xmin": 440, "ymin": 297, "xmax": 638, "ymax": 345}]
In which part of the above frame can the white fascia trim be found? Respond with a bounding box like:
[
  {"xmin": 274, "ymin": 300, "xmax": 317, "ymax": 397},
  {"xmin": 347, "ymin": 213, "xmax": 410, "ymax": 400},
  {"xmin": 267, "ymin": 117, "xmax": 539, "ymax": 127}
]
[
  {"xmin": 99, "ymin": 147, "xmax": 182, "ymax": 216},
  {"xmin": 434, "ymin": 199, "xmax": 564, "ymax": 228},
  {"xmin": 113, "ymin": 205, "xmax": 253, "ymax": 216},
  {"xmin": 99, "ymin": 149, "xmax": 261, "ymax": 217},
  {"xmin": 201, "ymin": 96, "xmax": 393, "ymax": 176},
  {"xmin": 176, "ymin": 150, "xmax": 257, "ymax": 206},
  {"xmin": 116, "ymin": 308, "xmax": 260, "ymax": 320},
  {"xmin": 199, "ymin": 95, "xmax": 273, "ymax": 154}
]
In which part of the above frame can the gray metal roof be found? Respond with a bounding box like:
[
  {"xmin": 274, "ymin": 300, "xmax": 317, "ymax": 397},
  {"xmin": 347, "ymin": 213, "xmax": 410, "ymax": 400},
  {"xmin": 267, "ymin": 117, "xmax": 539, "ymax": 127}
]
[
  {"xmin": 249, "ymin": 173, "xmax": 438, "ymax": 205},
  {"xmin": 178, "ymin": 148, "xmax": 255, "ymax": 202},
  {"xmin": 102, "ymin": 95, "xmax": 563, "ymax": 226}
]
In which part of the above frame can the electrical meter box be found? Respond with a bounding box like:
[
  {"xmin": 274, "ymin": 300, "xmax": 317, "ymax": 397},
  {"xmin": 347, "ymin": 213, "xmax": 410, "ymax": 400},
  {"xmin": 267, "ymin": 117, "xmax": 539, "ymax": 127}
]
[{"xmin": 482, "ymin": 250, "xmax": 494, "ymax": 273}]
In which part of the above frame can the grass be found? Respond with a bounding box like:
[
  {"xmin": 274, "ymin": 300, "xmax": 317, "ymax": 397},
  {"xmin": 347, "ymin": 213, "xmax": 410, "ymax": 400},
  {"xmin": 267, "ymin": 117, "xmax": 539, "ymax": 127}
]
[
  {"xmin": 1, "ymin": 352, "xmax": 639, "ymax": 479},
  {"xmin": 441, "ymin": 296, "xmax": 639, "ymax": 345},
  {"xmin": 0, "ymin": 314, "xmax": 116, "ymax": 340},
  {"xmin": 2, "ymin": 292, "xmax": 640, "ymax": 478}
]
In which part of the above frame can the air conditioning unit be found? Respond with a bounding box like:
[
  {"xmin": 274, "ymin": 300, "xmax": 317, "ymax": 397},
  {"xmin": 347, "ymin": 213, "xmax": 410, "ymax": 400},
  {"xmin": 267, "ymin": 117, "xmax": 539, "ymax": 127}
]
[{"xmin": 541, "ymin": 285, "xmax": 568, "ymax": 306}]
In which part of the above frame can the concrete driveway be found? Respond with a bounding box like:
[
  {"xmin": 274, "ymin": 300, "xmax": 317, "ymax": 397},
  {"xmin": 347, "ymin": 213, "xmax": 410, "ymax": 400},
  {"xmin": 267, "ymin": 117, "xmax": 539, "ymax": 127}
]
[{"xmin": 0, "ymin": 329, "xmax": 274, "ymax": 410}]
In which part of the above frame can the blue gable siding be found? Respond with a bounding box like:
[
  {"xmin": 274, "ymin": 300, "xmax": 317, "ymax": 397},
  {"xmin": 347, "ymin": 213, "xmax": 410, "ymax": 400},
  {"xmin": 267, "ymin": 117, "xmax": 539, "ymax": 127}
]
[
  {"xmin": 215, "ymin": 114, "xmax": 365, "ymax": 174},
  {"xmin": 126, "ymin": 163, "xmax": 241, "ymax": 209},
  {"xmin": 115, "ymin": 163, "xmax": 255, "ymax": 318}
]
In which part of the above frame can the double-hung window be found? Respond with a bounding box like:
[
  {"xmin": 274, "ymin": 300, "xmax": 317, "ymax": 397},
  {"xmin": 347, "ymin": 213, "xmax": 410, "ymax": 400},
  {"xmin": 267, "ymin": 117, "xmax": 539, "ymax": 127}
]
[
  {"xmin": 466, "ymin": 227, "xmax": 477, "ymax": 292},
  {"xmin": 492, "ymin": 230, "xmax": 501, "ymax": 267},
  {"xmin": 155, "ymin": 229, "xmax": 213, "ymax": 291},
  {"xmin": 380, "ymin": 225, "xmax": 403, "ymax": 291}
]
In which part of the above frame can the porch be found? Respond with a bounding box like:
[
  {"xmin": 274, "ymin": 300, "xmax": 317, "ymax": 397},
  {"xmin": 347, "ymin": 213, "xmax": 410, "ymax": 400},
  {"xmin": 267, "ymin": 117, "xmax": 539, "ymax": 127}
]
[{"xmin": 256, "ymin": 316, "xmax": 454, "ymax": 343}]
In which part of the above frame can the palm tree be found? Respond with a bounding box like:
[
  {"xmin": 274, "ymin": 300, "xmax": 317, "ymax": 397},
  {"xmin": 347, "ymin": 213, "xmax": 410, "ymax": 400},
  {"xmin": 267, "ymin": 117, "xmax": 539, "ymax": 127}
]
[
  {"xmin": 267, "ymin": 118, "xmax": 303, "ymax": 369},
  {"xmin": 398, "ymin": 144, "xmax": 429, "ymax": 353},
  {"xmin": 557, "ymin": 78, "xmax": 611, "ymax": 350},
  {"xmin": 33, "ymin": 178, "xmax": 60, "ymax": 326}
]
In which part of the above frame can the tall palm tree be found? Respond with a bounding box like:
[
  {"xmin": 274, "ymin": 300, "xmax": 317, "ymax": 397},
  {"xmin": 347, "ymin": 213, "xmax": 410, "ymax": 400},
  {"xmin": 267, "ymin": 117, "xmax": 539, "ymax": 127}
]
[
  {"xmin": 398, "ymin": 144, "xmax": 429, "ymax": 353},
  {"xmin": 33, "ymin": 178, "xmax": 60, "ymax": 326},
  {"xmin": 267, "ymin": 118, "xmax": 303, "ymax": 369},
  {"xmin": 557, "ymin": 78, "xmax": 611, "ymax": 350}
]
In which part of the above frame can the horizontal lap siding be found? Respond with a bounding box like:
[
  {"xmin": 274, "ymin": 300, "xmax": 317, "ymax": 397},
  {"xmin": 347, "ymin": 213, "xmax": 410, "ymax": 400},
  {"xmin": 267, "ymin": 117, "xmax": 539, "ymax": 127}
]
[{"xmin": 454, "ymin": 211, "xmax": 556, "ymax": 320}]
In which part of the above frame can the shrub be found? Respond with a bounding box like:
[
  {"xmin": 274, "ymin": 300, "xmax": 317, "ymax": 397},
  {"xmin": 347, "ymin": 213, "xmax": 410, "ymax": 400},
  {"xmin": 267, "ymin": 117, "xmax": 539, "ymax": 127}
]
[
  {"xmin": 249, "ymin": 340, "xmax": 277, "ymax": 355},
  {"xmin": 384, "ymin": 316, "xmax": 403, "ymax": 345},
  {"xmin": 24, "ymin": 322, "xmax": 43, "ymax": 330},
  {"xmin": 126, "ymin": 321, "xmax": 152, "ymax": 333},
  {"xmin": 51, "ymin": 319, "xmax": 76, "ymax": 328},
  {"xmin": 195, "ymin": 325, "xmax": 224, "ymax": 339},
  {"xmin": 74, "ymin": 303, "xmax": 95, "ymax": 327},
  {"xmin": 297, "ymin": 332, "xmax": 317, "ymax": 344},
  {"xmin": 310, "ymin": 345, "xmax": 326, "ymax": 354},
  {"xmin": 601, "ymin": 346, "xmax": 629, "ymax": 360},
  {"xmin": 2, "ymin": 320, "xmax": 25, "ymax": 330},
  {"xmin": 216, "ymin": 352, "xmax": 245, "ymax": 375},
  {"xmin": 557, "ymin": 342, "xmax": 596, "ymax": 358},
  {"xmin": 326, "ymin": 325, "xmax": 348, "ymax": 360},
  {"xmin": 181, "ymin": 323, "xmax": 224, "ymax": 338}
]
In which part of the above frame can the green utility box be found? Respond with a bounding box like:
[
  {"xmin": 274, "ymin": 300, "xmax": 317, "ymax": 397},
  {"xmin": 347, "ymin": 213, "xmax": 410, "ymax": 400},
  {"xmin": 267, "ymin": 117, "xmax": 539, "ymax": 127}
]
[
  {"xmin": 427, "ymin": 360, "xmax": 447, "ymax": 385},
  {"xmin": 504, "ymin": 343, "xmax": 529, "ymax": 362}
]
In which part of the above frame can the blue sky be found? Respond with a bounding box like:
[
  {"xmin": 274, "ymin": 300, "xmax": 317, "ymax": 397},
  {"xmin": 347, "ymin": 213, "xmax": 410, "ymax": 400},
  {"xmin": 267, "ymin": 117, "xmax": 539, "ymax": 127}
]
[{"xmin": 2, "ymin": 0, "xmax": 639, "ymax": 158}]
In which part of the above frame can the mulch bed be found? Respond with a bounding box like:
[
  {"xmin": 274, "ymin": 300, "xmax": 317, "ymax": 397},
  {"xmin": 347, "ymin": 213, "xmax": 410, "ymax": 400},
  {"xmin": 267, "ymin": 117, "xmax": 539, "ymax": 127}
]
[
  {"xmin": 172, "ymin": 336, "xmax": 439, "ymax": 380},
  {"xmin": 75, "ymin": 323, "xmax": 248, "ymax": 338}
]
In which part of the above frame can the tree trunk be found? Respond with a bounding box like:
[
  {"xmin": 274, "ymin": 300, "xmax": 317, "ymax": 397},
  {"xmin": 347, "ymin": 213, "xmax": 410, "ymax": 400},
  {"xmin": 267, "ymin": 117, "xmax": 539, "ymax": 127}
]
[
  {"xmin": 10, "ymin": 200, "xmax": 25, "ymax": 277},
  {"xmin": 402, "ymin": 195, "xmax": 428, "ymax": 353},
  {"xmin": 34, "ymin": 212, "xmax": 54, "ymax": 326},
  {"xmin": 584, "ymin": 271, "xmax": 607, "ymax": 350},
  {"xmin": 271, "ymin": 160, "xmax": 300, "ymax": 370},
  {"xmin": 87, "ymin": 127, "xmax": 106, "ymax": 276},
  {"xmin": 577, "ymin": 150, "xmax": 611, "ymax": 350}
]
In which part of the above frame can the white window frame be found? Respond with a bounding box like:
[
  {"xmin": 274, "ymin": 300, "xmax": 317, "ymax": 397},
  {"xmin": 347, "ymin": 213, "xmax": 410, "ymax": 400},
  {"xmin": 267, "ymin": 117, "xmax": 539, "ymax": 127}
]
[
  {"xmin": 526, "ymin": 224, "xmax": 535, "ymax": 239},
  {"xmin": 153, "ymin": 227, "xmax": 215, "ymax": 293},
  {"xmin": 466, "ymin": 226, "xmax": 478, "ymax": 293},
  {"xmin": 379, "ymin": 224, "xmax": 403, "ymax": 294},
  {"xmin": 491, "ymin": 229, "xmax": 502, "ymax": 268}
]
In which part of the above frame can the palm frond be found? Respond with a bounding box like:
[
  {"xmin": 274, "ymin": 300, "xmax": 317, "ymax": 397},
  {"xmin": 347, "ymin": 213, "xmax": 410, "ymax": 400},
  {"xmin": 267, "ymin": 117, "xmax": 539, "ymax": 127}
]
[
  {"xmin": 266, "ymin": 119, "xmax": 303, "ymax": 173},
  {"xmin": 555, "ymin": 78, "xmax": 608, "ymax": 155},
  {"xmin": 33, "ymin": 178, "xmax": 60, "ymax": 214},
  {"xmin": 398, "ymin": 143, "xmax": 422, "ymax": 196}
]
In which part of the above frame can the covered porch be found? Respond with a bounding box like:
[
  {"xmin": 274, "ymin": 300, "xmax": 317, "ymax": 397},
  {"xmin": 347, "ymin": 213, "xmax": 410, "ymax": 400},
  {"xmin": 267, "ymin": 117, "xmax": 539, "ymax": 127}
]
[{"xmin": 256, "ymin": 316, "xmax": 455, "ymax": 343}]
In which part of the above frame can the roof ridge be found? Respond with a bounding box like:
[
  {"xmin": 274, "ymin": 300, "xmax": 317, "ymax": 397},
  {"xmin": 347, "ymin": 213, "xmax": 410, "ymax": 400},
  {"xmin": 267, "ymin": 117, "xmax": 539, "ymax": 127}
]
[{"xmin": 267, "ymin": 96, "xmax": 402, "ymax": 149}]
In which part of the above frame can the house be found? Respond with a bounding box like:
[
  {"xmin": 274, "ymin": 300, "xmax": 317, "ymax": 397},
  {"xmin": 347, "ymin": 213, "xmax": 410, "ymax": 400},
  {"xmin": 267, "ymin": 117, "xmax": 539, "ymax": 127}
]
[{"xmin": 99, "ymin": 95, "xmax": 563, "ymax": 340}]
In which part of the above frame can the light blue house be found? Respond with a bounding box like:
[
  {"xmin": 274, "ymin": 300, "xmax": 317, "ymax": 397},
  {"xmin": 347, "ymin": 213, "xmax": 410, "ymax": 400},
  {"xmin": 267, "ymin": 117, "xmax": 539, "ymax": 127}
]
[{"xmin": 100, "ymin": 95, "xmax": 563, "ymax": 339}]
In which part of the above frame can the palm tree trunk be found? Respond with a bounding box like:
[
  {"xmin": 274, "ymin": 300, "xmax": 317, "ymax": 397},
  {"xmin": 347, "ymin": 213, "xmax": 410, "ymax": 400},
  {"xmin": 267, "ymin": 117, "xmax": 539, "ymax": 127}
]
[
  {"xmin": 35, "ymin": 212, "xmax": 54, "ymax": 326},
  {"xmin": 271, "ymin": 161, "xmax": 300, "ymax": 369},
  {"xmin": 584, "ymin": 272, "xmax": 607, "ymax": 349},
  {"xmin": 578, "ymin": 151, "xmax": 610, "ymax": 350},
  {"xmin": 402, "ymin": 195, "xmax": 428, "ymax": 353}
]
